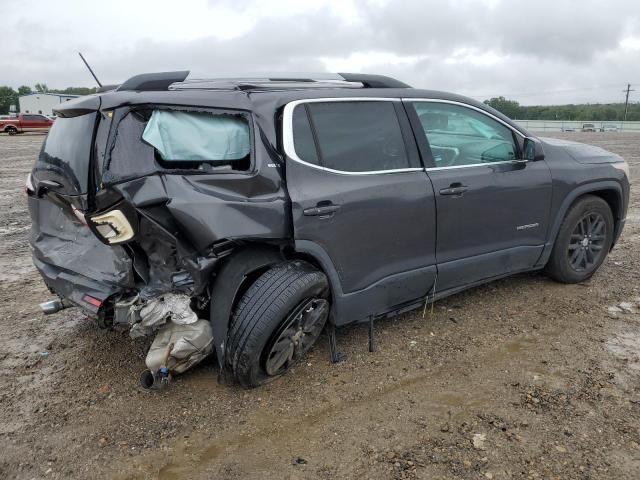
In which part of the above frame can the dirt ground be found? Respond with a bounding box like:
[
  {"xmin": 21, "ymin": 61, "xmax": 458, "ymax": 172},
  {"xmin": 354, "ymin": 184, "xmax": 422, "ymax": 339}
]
[{"xmin": 1, "ymin": 131, "xmax": 640, "ymax": 480}]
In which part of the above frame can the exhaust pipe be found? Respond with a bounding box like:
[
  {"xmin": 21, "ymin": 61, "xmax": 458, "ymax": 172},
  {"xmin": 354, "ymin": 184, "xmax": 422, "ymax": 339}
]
[
  {"xmin": 139, "ymin": 368, "xmax": 171, "ymax": 390},
  {"xmin": 40, "ymin": 299, "xmax": 67, "ymax": 315}
]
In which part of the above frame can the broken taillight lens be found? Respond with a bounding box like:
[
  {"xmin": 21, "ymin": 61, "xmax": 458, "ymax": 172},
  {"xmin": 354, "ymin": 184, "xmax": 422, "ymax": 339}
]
[{"xmin": 88, "ymin": 209, "xmax": 135, "ymax": 244}]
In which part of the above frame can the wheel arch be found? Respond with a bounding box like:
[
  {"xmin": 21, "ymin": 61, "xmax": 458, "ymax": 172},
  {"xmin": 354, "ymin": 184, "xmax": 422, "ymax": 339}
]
[
  {"xmin": 537, "ymin": 181, "xmax": 624, "ymax": 267},
  {"xmin": 209, "ymin": 244, "xmax": 284, "ymax": 370}
]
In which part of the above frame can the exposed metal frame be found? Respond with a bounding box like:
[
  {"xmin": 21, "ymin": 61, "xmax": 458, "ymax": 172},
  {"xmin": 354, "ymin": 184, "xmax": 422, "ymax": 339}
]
[{"xmin": 283, "ymin": 97, "xmax": 529, "ymax": 175}]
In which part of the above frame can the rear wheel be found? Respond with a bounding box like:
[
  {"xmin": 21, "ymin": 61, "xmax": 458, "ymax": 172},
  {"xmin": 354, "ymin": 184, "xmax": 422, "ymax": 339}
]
[
  {"xmin": 227, "ymin": 261, "xmax": 329, "ymax": 388},
  {"xmin": 545, "ymin": 195, "xmax": 614, "ymax": 283},
  {"xmin": 6, "ymin": 126, "xmax": 17, "ymax": 136}
]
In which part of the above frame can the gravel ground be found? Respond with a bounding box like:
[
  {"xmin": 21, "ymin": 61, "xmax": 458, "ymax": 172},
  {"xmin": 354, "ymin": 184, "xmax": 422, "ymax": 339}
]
[{"xmin": 1, "ymin": 132, "xmax": 640, "ymax": 479}]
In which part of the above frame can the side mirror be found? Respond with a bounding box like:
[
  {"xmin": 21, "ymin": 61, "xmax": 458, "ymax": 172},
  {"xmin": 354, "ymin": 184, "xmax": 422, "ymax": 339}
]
[{"xmin": 523, "ymin": 137, "xmax": 545, "ymax": 161}]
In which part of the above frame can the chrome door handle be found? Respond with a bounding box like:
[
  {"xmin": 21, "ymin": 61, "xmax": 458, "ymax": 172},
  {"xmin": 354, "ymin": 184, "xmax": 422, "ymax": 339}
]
[
  {"xmin": 303, "ymin": 204, "xmax": 341, "ymax": 216},
  {"xmin": 439, "ymin": 186, "xmax": 468, "ymax": 196}
]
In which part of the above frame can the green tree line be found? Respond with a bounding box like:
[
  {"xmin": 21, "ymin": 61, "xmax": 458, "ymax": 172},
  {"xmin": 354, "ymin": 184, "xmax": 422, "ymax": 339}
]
[
  {"xmin": 0, "ymin": 85, "xmax": 97, "ymax": 114},
  {"xmin": 484, "ymin": 96, "xmax": 640, "ymax": 121}
]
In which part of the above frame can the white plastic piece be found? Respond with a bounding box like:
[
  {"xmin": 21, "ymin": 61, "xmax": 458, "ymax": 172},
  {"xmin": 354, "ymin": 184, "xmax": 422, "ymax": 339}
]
[{"xmin": 91, "ymin": 209, "xmax": 134, "ymax": 243}]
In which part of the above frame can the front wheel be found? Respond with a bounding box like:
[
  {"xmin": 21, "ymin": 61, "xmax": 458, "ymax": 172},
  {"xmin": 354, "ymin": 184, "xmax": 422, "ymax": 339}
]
[
  {"xmin": 545, "ymin": 195, "xmax": 614, "ymax": 283},
  {"xmin": 227, "ymin": 261, "xmax": 330, "ymax": 388}
]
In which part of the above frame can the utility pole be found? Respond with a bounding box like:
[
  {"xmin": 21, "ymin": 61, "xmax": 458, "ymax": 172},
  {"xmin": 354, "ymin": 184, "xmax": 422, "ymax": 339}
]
[{"xmin": 623, "ymin": 83, "xmax": 635, "ymax": 122}]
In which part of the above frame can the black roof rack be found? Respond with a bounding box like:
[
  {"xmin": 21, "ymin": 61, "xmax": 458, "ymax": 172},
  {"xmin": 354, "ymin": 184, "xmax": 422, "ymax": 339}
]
[
  {"xmin": 113, "ymin": 71, "xmax": 410, "ymax": 92},
  {"xmin": 337, "ymin": 73, "xmax": 411, "ymax": 88},
  {"xmin": 117, "ymin": 71, "xmax": 189, "ymax": 92}
]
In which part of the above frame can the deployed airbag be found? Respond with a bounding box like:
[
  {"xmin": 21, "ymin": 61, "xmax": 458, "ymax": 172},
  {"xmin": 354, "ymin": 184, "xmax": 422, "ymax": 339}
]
[{"xmin": 142, "ymin": 110, "xmax": 250, "ymax": 161}]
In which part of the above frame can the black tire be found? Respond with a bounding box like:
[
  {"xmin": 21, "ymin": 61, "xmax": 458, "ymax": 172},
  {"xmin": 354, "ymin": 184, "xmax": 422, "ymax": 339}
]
[
  {"xmin": 227, "ymin": 261, "xmax": 329, "ymax": 388},
  {"xmin": 545, "ymin": 195, "xmax": 614, "ymax": 283},
  {"xmin": 6, "ymin": 126, "xmax": 17, "ymax": 136}
]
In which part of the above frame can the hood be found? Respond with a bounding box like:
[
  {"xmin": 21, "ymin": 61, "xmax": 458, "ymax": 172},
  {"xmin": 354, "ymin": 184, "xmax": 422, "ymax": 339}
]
[{"xmin": 539, "ymin": 137, "xmax": 623, "ymax": 164}]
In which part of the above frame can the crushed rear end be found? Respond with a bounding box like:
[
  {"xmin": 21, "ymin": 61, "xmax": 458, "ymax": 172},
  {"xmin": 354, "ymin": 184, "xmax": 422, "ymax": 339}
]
[{"xmin": 27, "ymin": 80, "xmax": 289, "ymax": 386}]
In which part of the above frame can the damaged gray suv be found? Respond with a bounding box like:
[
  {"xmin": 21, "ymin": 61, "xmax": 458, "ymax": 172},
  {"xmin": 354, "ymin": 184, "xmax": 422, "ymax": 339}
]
[{"xmin": 27, "ymin": 72, "xmax": 630, "ymax": 388}]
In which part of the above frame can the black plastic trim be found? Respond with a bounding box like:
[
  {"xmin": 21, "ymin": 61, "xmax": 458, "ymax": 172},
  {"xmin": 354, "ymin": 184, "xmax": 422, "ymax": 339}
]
[{"xmin": 117, "ymin": 71, "xmax": 190, "ymax": 92}]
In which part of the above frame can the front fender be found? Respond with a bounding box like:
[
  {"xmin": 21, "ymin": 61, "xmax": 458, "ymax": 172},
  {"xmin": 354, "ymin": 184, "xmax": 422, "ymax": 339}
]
[{"xmin": 535, "ymin": 180, "xmax": 625, "ymax": 267}]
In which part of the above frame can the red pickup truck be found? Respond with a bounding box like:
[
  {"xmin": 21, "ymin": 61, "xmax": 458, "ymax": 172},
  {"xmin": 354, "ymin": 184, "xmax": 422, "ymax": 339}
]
[{"xmin": 0, "ymin": 114, "xmax": 54, "ymax": 135}]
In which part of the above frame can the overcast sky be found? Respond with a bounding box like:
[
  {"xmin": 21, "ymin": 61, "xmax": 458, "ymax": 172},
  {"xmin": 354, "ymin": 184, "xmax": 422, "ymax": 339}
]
[{"xmin": 3, "ymin": 0, "xmax": 640, "ymax": 105}]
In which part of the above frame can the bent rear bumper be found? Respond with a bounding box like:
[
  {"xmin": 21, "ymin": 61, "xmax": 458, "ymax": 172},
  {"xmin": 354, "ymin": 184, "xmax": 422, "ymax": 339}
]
[
  {"xmin": 33, "ymin": 256, "xmax": 122, "ymax": 315},
  {"xmin": 29, "ymin": 195, "xmax": 134, "ymax": 315}
]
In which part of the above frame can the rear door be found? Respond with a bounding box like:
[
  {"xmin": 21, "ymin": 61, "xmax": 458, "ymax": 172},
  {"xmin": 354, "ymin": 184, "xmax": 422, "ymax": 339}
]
[
  {"xmin": 283, "ymin": 98, "xmax": 437, "ymax": 323},
  {"xmin": 405, "ymin": 99, "xmax": 552, "ymax": 291}
]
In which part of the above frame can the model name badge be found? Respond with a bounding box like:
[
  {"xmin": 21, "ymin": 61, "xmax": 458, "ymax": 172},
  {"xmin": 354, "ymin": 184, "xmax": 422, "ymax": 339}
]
[{"xmin": 516, "ymin": 223, "xmax": 540, "ymax": 231}]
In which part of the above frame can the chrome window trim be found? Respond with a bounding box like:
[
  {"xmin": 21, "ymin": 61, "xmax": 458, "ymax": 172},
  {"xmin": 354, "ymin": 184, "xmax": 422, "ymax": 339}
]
[
  {"xmin": 403, "ymin": 98, "xmax": 527, "ymax": 139},
  {"xmin": 426, "ymin": 159, "xmax": 527, "ymax": 171},
  {"xmin": 282, "ymin": 97, "xmax": 424, "ymax": 176}
]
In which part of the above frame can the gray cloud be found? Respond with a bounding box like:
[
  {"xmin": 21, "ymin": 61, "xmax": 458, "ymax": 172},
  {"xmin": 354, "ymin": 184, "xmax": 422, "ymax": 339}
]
[{"xmin": 2, "ymin": 0, "xmax": 640, "ymax": 105}]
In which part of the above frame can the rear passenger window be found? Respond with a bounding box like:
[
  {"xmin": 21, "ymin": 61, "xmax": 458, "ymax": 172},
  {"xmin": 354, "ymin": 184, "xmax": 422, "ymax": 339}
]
[
  {"xmin": 106, "ymin": 108, "xmax": 251, "ymax": 181},
  {"xmin": 292, "ymin": 101, "xmax": 410, "ymax": 172},
  {"xmin": 142, "ymin": 110, "xmax": 250, "ymax": 164}
]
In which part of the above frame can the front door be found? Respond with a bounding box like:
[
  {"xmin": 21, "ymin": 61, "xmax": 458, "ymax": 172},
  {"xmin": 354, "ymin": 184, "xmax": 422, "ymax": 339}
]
[
  {"xmin": 283, "ymin": 98, "xmax": 437, "ymax": 324},
  {"xmin": 405, "ymin": 100, "xmax": 552, "ymax": 292}
]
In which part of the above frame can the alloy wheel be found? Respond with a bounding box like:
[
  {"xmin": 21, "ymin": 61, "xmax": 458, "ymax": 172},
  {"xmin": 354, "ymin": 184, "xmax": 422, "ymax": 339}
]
[
  {"xmin": 264, "ymin": 298, "xmax": 329, "ymax": 376},
  {"xmin": 568, "ymin": 212, "xmax": 607, "ymax": 272}
]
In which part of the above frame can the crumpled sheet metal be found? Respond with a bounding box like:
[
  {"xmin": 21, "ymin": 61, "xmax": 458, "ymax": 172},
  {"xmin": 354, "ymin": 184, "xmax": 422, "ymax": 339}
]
[
  {"xmin": 129, "ymin": 293, "xmax": 198, "ymax": 339},
  {"xmin": 29, "ymin": 196, "xmax": 133, "ymax": 287},
  {"xmin": 145, "ymin": 319, "xmax": 214, "ymax": 375}
]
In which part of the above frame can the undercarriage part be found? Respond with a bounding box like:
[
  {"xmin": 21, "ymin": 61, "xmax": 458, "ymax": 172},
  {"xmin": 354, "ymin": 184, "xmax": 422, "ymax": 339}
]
[
  {"xmin": 129, "ymin": 293, "xmax": 198, "ymax": 339},
  {"xmin": 144, "ymin": 319, "xmax": 214, "ymax": 382},
  {"xmin": 113, "ymin": 294, "xmax": 140, "ymax": 325},
  {"xmin": 139, "ymin": 368, "xmax": 170, "ymax": 390}
]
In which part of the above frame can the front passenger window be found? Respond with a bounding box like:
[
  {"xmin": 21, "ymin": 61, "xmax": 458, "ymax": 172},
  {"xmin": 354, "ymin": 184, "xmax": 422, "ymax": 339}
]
[{"xmin": 410, "ymin": 102, "xmax": 518, "ymax": 168}]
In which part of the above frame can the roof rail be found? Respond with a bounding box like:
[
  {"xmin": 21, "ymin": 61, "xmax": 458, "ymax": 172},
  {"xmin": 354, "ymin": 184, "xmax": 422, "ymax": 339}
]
[
  {"xmin": 117, "ymin": 71, "xmax": 190, "ymax": 92},
  {"xmin": 113, "ymin": 71, "xmax": 409, "ymax": 92},
  {"xmin": 337, "ymin": 73, "xmax": 411, "ymax": 88}
]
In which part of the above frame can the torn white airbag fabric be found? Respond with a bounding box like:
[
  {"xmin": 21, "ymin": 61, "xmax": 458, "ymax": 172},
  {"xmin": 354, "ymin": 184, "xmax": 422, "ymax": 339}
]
[{"xmin": 142, "ymin": 110, "xmax": 250, "ymax": 161}]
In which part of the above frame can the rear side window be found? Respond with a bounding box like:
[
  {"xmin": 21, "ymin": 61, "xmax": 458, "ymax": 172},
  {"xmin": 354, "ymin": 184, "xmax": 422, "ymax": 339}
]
[
  {"xmin": 291, "ymin": 101, "xmax": 410, "ymax": 172},
  {"xmin": 34, "ymin": 113, "xmax": 96, "ymax": 194},
  {"xmin": 105, "ymin": 108, "xmax": 251, "ymax": 182},
  {"xmin": 142, "ymin": 110, "xmax": 250, "ymax": 163}
]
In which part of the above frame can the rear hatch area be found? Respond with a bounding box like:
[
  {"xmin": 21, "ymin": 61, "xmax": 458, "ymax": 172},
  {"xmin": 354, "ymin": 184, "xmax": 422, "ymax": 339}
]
[{"xmin": 28, "ymin": 108, "xmax": 134, "ymax": 315}]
